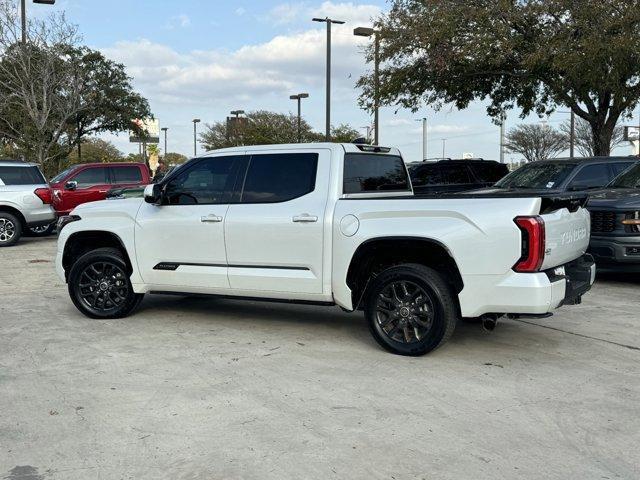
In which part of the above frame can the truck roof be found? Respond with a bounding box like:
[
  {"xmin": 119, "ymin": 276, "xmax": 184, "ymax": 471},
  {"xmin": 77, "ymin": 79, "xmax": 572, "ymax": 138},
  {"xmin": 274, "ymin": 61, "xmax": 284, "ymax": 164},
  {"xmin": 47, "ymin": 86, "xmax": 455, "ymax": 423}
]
[
  {"xmin": 201, "ymin": 143, "xmax": 402, "ymax": 157},
  {"xmin": 0, "ymin": 160, "xmax": 39, "ymax": 167}
]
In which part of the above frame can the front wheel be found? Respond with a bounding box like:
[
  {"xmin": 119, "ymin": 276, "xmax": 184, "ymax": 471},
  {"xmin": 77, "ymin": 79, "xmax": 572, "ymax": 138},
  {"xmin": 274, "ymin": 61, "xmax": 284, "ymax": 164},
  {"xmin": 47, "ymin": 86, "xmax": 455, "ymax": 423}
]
[
  {"xmin": 364, "ymin": 263, "xmax": 458, "ymax": 356},
  {"xmin": 68, "ymin": 247, "xmax": 143, "ymax": 319}
]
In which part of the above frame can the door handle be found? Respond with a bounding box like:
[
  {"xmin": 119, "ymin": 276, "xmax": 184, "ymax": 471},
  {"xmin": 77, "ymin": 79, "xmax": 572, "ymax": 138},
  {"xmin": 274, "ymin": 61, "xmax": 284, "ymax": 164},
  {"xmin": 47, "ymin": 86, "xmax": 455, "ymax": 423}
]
[
  {"xmin": 201, "ymin": 215, "xmax": 223, "ymax": 223},
  {"xmin": 292, "ymin": 214, "xmax": 318, "ymax": 223}
]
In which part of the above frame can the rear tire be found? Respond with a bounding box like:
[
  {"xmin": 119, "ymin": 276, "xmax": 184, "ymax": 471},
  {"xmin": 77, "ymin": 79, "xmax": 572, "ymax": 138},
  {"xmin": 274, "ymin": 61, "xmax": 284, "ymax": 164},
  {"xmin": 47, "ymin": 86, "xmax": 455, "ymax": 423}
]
[
  {"xmin": 0, "ymin": 212, "xmax": 22, "ymax": 247},
  {"xmin": 68, "ymin": 247, "xmax": 143, "ymax": 319},
  {"xmin": 364, "ymin": 263, "xmax": 458, "ymax": 356}
]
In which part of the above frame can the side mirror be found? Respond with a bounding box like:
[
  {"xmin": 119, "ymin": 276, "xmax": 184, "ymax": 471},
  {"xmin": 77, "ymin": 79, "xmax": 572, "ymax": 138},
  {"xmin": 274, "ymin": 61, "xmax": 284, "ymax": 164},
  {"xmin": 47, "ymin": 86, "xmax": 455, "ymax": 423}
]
[
  {"xmin": 65, "ymin": 180, "xmax": 77, "ymax": 191},
  {"xmin": 144, "ymin": 183, "xmax": 164, "ymax": 204}
]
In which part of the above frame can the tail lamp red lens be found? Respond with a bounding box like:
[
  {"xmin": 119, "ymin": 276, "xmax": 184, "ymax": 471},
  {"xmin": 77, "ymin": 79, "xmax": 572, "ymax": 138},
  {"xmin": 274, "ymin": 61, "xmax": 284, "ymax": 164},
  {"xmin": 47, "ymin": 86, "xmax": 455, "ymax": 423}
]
[
  {"xmin": 34, "ymin": 187, "xmax": 52, "ymax": 205},
  {"xmin": 513, "ymin": 216, "xmax": 545, "ymax": 273}
]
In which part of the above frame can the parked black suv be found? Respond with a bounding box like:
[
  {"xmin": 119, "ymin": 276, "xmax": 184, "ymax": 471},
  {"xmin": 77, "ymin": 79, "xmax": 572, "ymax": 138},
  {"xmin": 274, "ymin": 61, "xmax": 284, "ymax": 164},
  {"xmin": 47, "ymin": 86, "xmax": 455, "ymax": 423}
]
[
  {"xmin": 409, "ymin": 159, "xmax": 509, "ymax": 194},
  {"xmin": 481, "ymin": 156, "xmax": 637, "ymax": 193},
  {"xmin": 587, "ymin": 162, "xmax": 640, "ymax": 271}
]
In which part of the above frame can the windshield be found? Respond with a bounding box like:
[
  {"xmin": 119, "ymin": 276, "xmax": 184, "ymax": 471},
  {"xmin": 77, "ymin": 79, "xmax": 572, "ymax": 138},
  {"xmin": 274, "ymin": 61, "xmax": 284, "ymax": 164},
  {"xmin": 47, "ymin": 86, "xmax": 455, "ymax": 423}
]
[
  {"xmin": 609, "ymin": 163, "xmax": 640, "ymax": 188},
  {"xmin": 50, "ymin": 166, "xmax": 75, "ymax": 184},
  {"xmin": 495, "ymin": 162, "xmax": 577, "ymax": 189}
]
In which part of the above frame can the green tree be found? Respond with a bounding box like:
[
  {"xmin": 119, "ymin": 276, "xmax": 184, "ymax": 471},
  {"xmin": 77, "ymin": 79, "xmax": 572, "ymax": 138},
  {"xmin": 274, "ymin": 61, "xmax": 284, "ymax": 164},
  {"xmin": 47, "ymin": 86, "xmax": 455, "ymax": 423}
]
[
  {"xmin": 200, "ymin": 110, "xmax": 319, "ymax": 149},
  {"xmin": 359, "ymin": 0, "xmax": 640, "ymax": 156},
  {"xmin": 66, "ymin": 47, "xmax": 152, "ymax": 165},
  {"xmin": 164, "ymin": 152, "xmax": 188, "ymax": 165},
  {"xmin": 200, "ymin": 110, "xmax": 364, "ymax": 149},
  {"xmin": 504, "ymin": 124, "xmax": 567, "ymax": 162},
  {"xmin": 65, "ymin": 138, "xmax": 123, "ymax": 167}
]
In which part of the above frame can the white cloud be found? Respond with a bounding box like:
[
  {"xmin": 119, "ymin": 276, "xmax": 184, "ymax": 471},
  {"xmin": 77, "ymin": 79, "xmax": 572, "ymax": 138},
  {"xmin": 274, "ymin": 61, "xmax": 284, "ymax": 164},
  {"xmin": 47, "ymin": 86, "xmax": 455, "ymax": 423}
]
[
  {"xmin": 428, "ymin": 125, "xmax": 470, "ymax": 134},
  {"xmin": 312, "ymin": 1, "xmax": 380, "ymax": 25},
  {"xmin": 165, "ymin": 13, "xmax": 191, "ymax": 30},
  {"xmin": 265, "ymin": 2, "xmax": 307, "ymax": 25},
  {"xmin": 235, "ymin": 7, "xmax": 246, "ymax": 16}
]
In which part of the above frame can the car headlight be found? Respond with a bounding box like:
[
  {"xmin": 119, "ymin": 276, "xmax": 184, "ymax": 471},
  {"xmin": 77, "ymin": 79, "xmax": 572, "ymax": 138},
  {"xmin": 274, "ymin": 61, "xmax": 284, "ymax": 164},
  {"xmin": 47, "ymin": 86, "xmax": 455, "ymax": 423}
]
[{"xmin": 57, "ymin": 215, "xmax": 81, "ymax": 232}]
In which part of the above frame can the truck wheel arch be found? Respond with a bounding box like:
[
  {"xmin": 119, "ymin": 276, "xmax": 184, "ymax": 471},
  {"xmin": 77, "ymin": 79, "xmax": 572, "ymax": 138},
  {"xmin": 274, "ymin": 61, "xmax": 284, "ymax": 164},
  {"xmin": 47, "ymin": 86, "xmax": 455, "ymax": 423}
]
[
  {"xmin": 345, "ymin": 236, "xmax": 464, "ymax": 310},
  {"xmin": 62, "ymin": 231, "xmax": 133, "ymax": 281}
]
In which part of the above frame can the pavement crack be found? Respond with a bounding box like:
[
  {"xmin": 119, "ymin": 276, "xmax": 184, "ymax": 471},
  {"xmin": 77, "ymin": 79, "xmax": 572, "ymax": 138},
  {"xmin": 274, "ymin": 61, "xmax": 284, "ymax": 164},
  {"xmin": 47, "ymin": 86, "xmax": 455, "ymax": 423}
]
[{"xmin": 512, "ymin": 319, "xmax": 640, "ymax": 352}]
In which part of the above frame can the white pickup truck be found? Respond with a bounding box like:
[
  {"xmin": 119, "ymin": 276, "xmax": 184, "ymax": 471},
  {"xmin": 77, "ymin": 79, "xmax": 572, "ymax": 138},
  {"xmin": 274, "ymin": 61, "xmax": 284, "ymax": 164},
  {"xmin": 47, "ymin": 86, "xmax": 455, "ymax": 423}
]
[{"xmin": 55, "ymin": 143, "xmax": 595, "ymax": 355}]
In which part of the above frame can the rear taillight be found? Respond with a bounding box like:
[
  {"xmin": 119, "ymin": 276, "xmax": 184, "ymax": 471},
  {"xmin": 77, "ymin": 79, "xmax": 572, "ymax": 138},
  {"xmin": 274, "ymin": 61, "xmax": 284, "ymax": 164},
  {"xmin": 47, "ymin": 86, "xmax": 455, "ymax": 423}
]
[
  {"xmin": 513, "ymin": 216, "xmax": 545, "ymax": 273},
  {"xmin": 34, "ymin": 187, "xmax": 52, "ymax": 205}
]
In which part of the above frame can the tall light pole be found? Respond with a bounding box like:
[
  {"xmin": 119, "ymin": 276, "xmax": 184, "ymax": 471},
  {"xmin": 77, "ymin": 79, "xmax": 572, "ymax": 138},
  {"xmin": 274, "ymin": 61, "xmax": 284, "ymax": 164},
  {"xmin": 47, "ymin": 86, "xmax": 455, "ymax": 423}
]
[
  {"xmin": 499, "ymin": 116, "xmax": 506, "ymax": 163},
  {"xmin": 161, "ymin": 127, "xmax": 168, "ymax": 160},
  {"xmin": 229, "ymin": 110, "xmax": 245, "ymax": 146},
  {"xmin": 22, "ymin": 0, "xmax": 56, "ymax": 44},
  {"xmin": 441, "ymin": 138, "xmax": 446, "ymax": 158},
  {"xmin": 313, "ymin": 17, "xmax": 345, "ymax": 142},
  {"xmin": 354, "ymin": 27, "xmax": 380, "ymax": 145},
  {"xmin": 289, "ymin": 93, "xmax": 309, "ymax": 143},
  {"xmin": 416, "ymin": 117, "xmax": 427, "ymax": 160},
  {"xmin": 192, "ymin": 119, "xmax": 200, "ymax": 156},
  {"xmin": 570, "ymin": 111, "xmax": 575, "ymax": 158}
]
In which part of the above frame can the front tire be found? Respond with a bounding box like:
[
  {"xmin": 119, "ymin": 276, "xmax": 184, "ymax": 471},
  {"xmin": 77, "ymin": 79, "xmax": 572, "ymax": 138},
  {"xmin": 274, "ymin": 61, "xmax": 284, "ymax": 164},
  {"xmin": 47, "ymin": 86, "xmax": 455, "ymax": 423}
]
[
  {"xmin": 68, "ymin": 247, "xmax": 143, "ymax": 319},
  {"xmin": 364, "ymin": 263, "xmax": 458, "ymax": 356},
  {"xmin": 0, "ymin": 212, "xmax": 22, "ymax": 247}
]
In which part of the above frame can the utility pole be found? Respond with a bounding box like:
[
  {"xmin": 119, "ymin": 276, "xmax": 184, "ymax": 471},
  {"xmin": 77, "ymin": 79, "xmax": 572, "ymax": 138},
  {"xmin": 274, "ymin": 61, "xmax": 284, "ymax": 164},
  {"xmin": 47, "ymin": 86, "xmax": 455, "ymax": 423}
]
[
  {"xmin": 569, "ymin": 111, "xmax": 575, "ymax": 158},
  {"xmin": 192, "ymin": 119, "xmax": 200, "ymax": 156},
  {"xmin": 354, "ymin": 27, "xmax": 380, "ymax": 145},
  {"xmin": 161, "ymin": 127, "xmax": 168, "ymax": 160},
  {"xmin": 314, "ymin": 17, "xmax": 345, "ymax": 141},
  {"xmin": 22, "ymin": 1, "xmax": 56, "ymax": 44},
  {"xmin": 500, "ymin": 117, "xmax": 505, "ymax": 163},
  {"xmin": 441, "ymin": 138, "xmax": 446, "ymax": 158},
  {"xmin": 289, "ymin": 93, "xmax": 309, "ymax": 143},
  {"xmin": 420, "ymin": 118, "xmax": 427, "ymax": 160}
]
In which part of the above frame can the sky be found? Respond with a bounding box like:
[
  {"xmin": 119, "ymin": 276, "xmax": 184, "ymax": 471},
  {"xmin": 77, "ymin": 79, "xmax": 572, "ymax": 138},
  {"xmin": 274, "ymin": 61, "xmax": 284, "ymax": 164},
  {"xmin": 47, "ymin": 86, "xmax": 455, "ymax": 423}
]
[{"xmin": 27, "ymin": 0, "xmax": 640, "ymax": 162}]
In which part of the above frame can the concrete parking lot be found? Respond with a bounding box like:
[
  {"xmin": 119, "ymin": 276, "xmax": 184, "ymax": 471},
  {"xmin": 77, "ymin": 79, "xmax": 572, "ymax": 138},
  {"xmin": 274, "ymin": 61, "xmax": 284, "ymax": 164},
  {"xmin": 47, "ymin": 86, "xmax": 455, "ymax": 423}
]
[{"xmin": 1, "ymin": 237, "xmax": 639, "ymax": 480}]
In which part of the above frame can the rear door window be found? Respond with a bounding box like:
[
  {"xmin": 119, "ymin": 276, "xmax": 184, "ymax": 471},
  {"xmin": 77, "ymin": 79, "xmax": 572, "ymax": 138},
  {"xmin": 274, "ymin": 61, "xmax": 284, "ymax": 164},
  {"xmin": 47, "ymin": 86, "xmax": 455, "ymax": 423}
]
[
  {"xmin": 72, "ymin": 167, "xmax": 109, "ymax": 187},
  {"xmin": 439, "ymin": 164, "xmax": 473, "ymax": 185},
  {"xmin": 568, "ymin": 164, "xmax": 611, "ymax": 190},
  {"xmin": 343, "ymin": 154, "xmax": 410, "ymax": 193},
  {"xmin": 112, "ymin": 166, "xmax": 143, "ymax": 183},
  {"xmin": 0, "ymin": 166, "xmax": 46, "ymax": 185},
  {"xmin": 241, "ymin": 153, "xmax": 318, "ymax": 203},
  {"xmin": 410, "ymin": 164, "xmax": 441, "ymax": 186},
  {"xmin": 471, "ymin": 163, "xmax": 509, "ymax": 182}
]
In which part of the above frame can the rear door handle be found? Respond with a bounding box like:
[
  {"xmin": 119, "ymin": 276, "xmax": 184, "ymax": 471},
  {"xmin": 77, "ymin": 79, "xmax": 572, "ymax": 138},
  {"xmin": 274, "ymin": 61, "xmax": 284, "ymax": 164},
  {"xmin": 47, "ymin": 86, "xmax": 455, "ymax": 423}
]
[
  {"xmin": 201, "ymin": 215, "xmax": 223, "ymax": 223},
  {"xmin": 292, "ymin": 214, "xmax": 318, "ymax": 223}
]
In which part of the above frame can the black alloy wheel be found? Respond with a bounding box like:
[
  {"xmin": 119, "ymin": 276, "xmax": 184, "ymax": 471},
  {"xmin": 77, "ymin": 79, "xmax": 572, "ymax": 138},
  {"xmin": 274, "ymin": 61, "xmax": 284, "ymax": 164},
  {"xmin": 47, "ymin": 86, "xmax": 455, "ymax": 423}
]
[
  {"xmin": 68, "ymin": 248, "xmax": 143, "ymax": 319},
  {"xmin": 364, "ymin": 263, "xmax": 458, "ymax": 356}
]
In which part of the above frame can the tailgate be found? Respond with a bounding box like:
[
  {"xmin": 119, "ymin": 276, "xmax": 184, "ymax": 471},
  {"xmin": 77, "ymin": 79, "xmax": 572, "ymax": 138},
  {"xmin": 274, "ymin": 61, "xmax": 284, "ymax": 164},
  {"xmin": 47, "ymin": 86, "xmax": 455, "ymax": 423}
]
[{"xmin": 540, "ymin": 206, "xmax": 590, "ymax": 270}]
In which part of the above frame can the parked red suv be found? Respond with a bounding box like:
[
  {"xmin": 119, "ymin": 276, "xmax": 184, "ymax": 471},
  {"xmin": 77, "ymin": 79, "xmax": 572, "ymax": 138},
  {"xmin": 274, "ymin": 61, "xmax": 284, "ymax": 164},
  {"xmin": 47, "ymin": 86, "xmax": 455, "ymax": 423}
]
[{"xmin": 50, "ymin": 162, "xmax": 150, "ymax": 216}]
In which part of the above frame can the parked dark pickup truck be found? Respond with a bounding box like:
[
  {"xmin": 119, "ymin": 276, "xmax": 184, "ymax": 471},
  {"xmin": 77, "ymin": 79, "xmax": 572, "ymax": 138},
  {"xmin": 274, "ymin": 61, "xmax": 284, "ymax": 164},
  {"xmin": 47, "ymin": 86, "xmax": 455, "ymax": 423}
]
[{"xmin": 587, "ymin": 162, "xmax": 640, "ymax": 271}]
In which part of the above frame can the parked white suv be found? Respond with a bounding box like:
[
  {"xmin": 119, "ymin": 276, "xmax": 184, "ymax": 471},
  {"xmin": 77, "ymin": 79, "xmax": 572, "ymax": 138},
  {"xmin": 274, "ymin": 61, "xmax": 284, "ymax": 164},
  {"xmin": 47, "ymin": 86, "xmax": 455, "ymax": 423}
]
[
  {"xmin": 56, "ymin": 143, "xmax": 595, "ymax": 355},
  {"xmin": 0, "ymin": 161, "xmax": 55, "ymax": 247}
]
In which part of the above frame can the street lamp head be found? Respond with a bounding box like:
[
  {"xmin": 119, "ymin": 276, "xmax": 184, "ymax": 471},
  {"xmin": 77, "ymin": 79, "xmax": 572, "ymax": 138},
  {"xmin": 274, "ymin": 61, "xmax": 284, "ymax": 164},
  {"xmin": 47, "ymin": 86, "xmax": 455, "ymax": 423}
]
[
  {"xmin": 230, "ymin": 110, "xmax": 245, "ymax": 116},
  {"xmin": 192, "ymin": 118, "xmax": 201, "ymax": 124},
  {"xmin": 161, "ymin": 127, "xmax": 168, "ymax": 132},
  {"xmin": 354, "ymin": 27, "xmax": 374, "ymax": 37},
  {"xmin": 289, "ymin": 95, "xmax": 298, "ymax": 100},
  {"xmin": 313, "ymin": 17, "xmax": 345, "ymax": 24},
  {"xmin": 299, "ymin": 93, "xmax": 309, "ymax": 99},
  {"xmin": 33, "ymin": 0, "xmax": 56, "ymax": 4}
]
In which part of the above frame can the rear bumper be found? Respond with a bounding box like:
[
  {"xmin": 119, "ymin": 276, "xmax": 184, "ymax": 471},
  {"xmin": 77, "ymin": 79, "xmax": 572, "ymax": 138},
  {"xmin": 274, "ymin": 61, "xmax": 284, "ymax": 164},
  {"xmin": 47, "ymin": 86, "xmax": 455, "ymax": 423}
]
[
  {"xmin": 545, "ymin": 254, "xmax": 596, "ymax": 306},
  {"xmin": 23, "ymin": 206, "xmax": 56, "ymax": 227},
  {"xmin": 589, "ymin": 235, "xmax": 640, "ymax": 269},
  {"xmin": 458, "ymin": 255, "xmax": 595, "ymax": 317}
]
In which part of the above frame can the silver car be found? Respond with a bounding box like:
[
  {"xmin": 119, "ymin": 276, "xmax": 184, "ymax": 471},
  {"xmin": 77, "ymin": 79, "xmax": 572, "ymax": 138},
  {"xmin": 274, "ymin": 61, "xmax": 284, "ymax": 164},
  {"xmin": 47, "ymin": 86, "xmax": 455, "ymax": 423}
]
[{"xmin": 0, "ymin": 160, "xmax": 56, "ymax": 247}]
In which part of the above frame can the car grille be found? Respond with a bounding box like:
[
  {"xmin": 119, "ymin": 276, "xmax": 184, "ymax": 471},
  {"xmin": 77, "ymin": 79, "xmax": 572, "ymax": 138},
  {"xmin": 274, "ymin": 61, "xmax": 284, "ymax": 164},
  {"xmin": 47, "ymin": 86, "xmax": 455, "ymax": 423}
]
[{"xmin": 590, "ymin": 211, "xmax": 617, "ymax": 233}]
